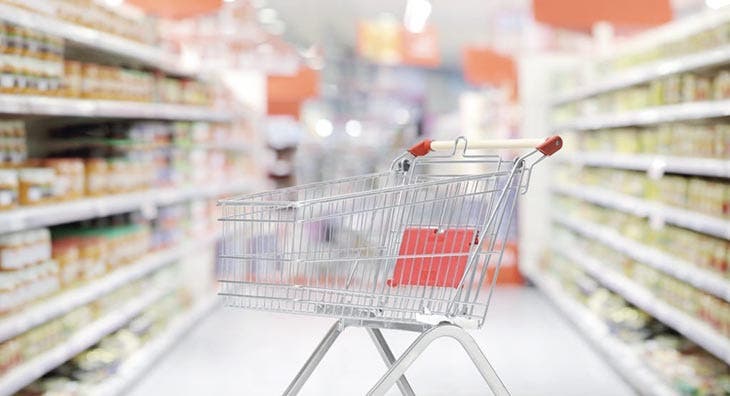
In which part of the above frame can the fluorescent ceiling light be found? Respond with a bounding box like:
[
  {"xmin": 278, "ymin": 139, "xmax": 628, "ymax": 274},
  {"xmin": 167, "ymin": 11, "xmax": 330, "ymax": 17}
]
[
  {"xmin": 345, "ymin": 120, "xmax": 362, "ymax": 137},
  {"xmin": 404, "ymin": 0, "xmax": 432, "ymax": 33},
  {"xmin": 315, "ymin": 119, "xmax": 333, "ymax": 137},
  {"xmin": 104, "ymin": 0, "xmax": 124, "ymax": 6},
  {"xmin": 707, "ymin": 0, "xmax": 730, "ymax": 8}
]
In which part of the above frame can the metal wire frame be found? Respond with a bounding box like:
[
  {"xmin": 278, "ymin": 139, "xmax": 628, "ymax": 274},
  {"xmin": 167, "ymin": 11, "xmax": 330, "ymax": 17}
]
[{"xmin": 218, "ymin": 141, "xmax": 539, "ymax": 330}]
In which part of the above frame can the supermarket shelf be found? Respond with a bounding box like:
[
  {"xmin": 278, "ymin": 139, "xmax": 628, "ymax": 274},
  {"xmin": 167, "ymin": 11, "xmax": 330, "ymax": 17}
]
[
  {"xmin": 553, "ymin": 100, "xmax": 730, "ymax": 131},
  {"xmin": 0, "ymin": 178, "xmax": 259, "ymax": 234},
  {"xmin": 0, "ymin": 94, "xmax": 232, "ymax": 121},
  {"xmin": 92, "ymin": 295, "xmax": 218, "ymax": 396},
  {"xmin": 556, "ymin": 246, "xmax": 730, "ymax": 365},
  {"xmin": 552, "ymin": 44, "xmax": 730, "ymax": 105},
  {"xmin": 0, "ymin": 234, "xmax": 220, "ymax": 344},
  {"xmin": 0, "ymin": 287, "xmax": 170, "ymax": 396},
  {"xmin": 553, "ymin": 215, "xmax": 730, "ymax": 302},
  {"xmin": 553, "ymin": 184, "xmax": 730, "ymax": 240},
  {"xmin": 559, "ymin": 152, "xmax": 730, "ymax": 179},
  {"xmin": 0, "ymin": 3, "xmax": 195, "ymax": 77},
  {"xmin": 529, "ymin": 272, "xmax": 678, "ymax": 396}
]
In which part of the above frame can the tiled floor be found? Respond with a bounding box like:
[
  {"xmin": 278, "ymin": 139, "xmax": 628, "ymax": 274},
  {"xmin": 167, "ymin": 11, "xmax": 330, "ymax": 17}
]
[{"xmin": 129, "ymin": 287, "xmax": 635, "ymax": 396}]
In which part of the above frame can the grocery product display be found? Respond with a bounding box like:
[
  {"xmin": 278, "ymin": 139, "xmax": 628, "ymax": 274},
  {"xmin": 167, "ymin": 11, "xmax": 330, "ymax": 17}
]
[
  {"xmin": 6, "ymin": 0, "xmax": 730, "ymax": 395},
  {"xmin": 0, "ymin": 1, "xmax": 267, "ymax": 394},
  {"xmin": 544, "ymin": 256, "xmax": 730, "ymax": 395},
  {"xmin": 529, "ymin": 7, "xmax": 730, "ymax": 396}
]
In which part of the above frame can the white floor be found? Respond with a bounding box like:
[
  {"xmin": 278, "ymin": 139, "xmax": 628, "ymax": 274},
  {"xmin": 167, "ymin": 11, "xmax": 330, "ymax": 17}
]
[{"xmin": 128, "ymin": 287, "xmax": 635, "ymax": 396}]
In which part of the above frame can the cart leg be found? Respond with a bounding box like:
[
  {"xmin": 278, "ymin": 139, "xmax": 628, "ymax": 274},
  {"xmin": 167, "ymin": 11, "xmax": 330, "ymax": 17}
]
[
  {"xmin": 283, "ymin": 320, "xmax": 346, "ymax": 396},
  {"xmin": 366, "ymin": 323, "xmax": 510, "ymax": 396},
  {"xmin": 366, "ymin": 328, "xmax": 416, "ymax": 396}
]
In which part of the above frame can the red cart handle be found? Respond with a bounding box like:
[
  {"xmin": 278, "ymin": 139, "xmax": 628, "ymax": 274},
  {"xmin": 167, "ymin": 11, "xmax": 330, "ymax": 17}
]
[{"xmin": 408, "ymin": 135, "xmax": 563, "ymax": 157}]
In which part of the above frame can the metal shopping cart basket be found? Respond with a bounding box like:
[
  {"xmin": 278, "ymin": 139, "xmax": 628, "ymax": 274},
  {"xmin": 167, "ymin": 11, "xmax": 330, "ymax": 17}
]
[{"xmin": 218, "ymin": 136, "xmax": 562, "ymax": 395}]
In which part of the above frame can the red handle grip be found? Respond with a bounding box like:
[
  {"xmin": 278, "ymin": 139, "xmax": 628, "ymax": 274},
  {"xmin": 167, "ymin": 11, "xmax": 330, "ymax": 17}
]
[
  {"xmin": 536, "ymin": 135, "xmax": 562, "ymax": 156},
  {"xmin": 408, "ymin": 139, "xmax": 432, "ymax": 157}
]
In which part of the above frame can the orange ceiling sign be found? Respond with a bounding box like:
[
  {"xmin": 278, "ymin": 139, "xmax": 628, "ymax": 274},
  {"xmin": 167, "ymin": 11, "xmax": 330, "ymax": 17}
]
[
  {"xmin": 127, "ymin": 0, "xmax": 222, "ymax": 19},
  {"xmin": 533, "ymin": 0, "xmax": 672, "ymax": 31},
  {"xmin": 267, "ymin": 67, "xmax": 319, "ymax": 118},
  {"xmin": 463, "ymin": 47, "xmax": 516, "ymax": 87}
]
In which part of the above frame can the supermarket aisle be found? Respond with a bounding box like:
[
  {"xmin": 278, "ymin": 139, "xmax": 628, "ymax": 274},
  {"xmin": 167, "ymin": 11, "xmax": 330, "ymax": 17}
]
[{"xmin": 128, "ymin": 286, "xmax": 634, "ymax": 396}]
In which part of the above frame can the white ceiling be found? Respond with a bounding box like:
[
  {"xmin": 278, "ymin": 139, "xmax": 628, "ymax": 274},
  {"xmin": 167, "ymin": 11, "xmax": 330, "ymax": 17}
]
[{"xmin": 264, "ymin": 0, "xmax": 707, "ymax": 68}]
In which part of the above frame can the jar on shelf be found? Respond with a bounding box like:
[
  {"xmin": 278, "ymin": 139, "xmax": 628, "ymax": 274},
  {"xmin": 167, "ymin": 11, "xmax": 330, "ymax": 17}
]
[
  {"xmin": 84, "ymin": 158, "xmax": 107, "ymax": 196},
  {"xmin": 0, "ymin": 232, "xmax": 23, "ymax": 270},
  {"xmin": 18, "ymin": 167, "xmax": 54, "ymax": 205},
  {"xmin": 52, "ymin": 238, "xmax": 81, "ymax": 287},
  {"xmin": 43, "ymin": 158, "xmax": 84, "ymax": 201},
  {"xmin": 0, "ymin": 169, "xmax": 18, "ymax": 210}
]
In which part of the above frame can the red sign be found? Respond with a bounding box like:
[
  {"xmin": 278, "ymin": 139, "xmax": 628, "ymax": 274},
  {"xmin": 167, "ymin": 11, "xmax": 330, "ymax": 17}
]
[
  {"xmin": 533, "ymin": 0, "xmax": 672, "ymax": 31},
  {"xmin": 266, "ymin": 67, "xmax": 319, "ymax": 118},
  {"xmin": 462, "ymin": 47, "xmax": 516, "ymax": 97},
  {"xmin": 127, "ymin": 0, "xmax": 222, "ymax": 19},
  {"xmin": 402, "ymin": 26, "xmax": 440, "ymax": 68}
]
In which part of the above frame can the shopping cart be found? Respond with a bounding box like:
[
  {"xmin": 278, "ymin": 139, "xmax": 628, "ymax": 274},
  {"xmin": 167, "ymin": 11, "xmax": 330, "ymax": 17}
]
[{"xmin": 218, "ymin": 135, "xmax": 562, "ymax": 395}]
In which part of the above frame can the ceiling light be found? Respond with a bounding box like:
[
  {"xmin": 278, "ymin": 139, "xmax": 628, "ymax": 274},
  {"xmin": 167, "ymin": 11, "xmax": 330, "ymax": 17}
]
[
  {"xmin": 223, "ymin": 0, "xmax": 236, "ymax": 3},
  {"xmin": 345, "ymin": 120, "xmax": 362, "ymax": 137},
  {"xmin": 315, "ymin": 119, "xmax": 333, "ymax": 137},
  {"xmin": 403, "ymin": 0, "xmax": 432, "ymax": 33},
  {"xmin": 707, "ymin": 0, "xmax": 730, "ymax": 8},
  {"xmin": 104, "ymin": 0, "xmax": 124, "ymax": 6}
]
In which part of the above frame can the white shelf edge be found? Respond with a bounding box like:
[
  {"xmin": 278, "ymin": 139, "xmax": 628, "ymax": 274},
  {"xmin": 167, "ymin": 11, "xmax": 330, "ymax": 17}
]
[
  {"xmin": 0, "ymin": 234, "xmax": 220, "ymax": 343},
  {"xmin": 529, "ymin": 272, "xmax": 678, "ymax": 396},
  {"xmin": 0, "ymin": 95, "xmax": 232, "ymax": 121},
  {"xmin": 553, "ymin": 100, "xmax": 730, "ymax": 131},
  {"xmin": 0, "ymin": 3, "xmax": 195, "ymax": 77},
  {"xmin": 558, "ymin": 153, "xmax": 730, "ymax": 179},
  {"xmin": 553, "ymin": 215, "xmax": 730, "ymax": 302},
  {"xmin": 556, "ymin": 247, "xmax": 730, "ymax": 365},
  {"xmin": 552, "ymin": 44, "xmax": 730, "ymax": 105},
  {"xmin": 0, "ymin": 178, "xmax": 259, "ymax": 234},
  {"xmin": 93, "ymin": 295, "xmax": 218, "ymax": 396},
  {"xmin": 553, "ymin": 184, "xmax": 730, "ymax": 240},
  {"xmin": 0, "ymin": 287, "xmax": 170, "ymax": 396}
]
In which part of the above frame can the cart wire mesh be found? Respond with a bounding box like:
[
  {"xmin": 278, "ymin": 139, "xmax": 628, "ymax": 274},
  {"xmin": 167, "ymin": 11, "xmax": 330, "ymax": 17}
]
[{"xmin": 218, "ymin": 148, "xmax": 532, "ymax": 329}]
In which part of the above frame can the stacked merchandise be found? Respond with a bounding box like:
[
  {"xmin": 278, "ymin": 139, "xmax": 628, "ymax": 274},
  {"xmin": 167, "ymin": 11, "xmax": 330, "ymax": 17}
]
[
  {"xmin": 16, "ymin": 289, "xmax": 193, "ymax": 395},
  {"xmin": 0, "ymin": 21, "xmax": 209, "ymax": 104},
  {"xmin": 0, "ymin": 0, "xmax": 159, "ymax": 45},
  {"xmin": 535, "ymin": 8, "xmax": 730, "ymax": 396},
  {"xmin": 0, "ymin": 1, "xmax": 262, "ymax": 394},
  {"xmin": 0, "ymin": 120, "xmax": 253, "ymax": 211},
  {"xmin": 545, "ymin": 257, "xmax": 730, "ymax": 395}
]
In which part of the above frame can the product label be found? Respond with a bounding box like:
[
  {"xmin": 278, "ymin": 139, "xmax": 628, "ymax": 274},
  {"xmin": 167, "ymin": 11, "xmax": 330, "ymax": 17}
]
[{"xmin": 0, "ymin": 190, "xmax": 15, "ymax": 206}]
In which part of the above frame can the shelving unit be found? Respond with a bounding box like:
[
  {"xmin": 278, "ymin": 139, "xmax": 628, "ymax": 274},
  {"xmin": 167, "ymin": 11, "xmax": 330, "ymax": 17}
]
[
  {"xmin": 91, "ymin": 296, "xmax": 218, "ymax": 396},
  {"xmin": 0, "ymin": 234, "xmax": 219, "ymax": 343},
  {"xmin": 553, "ymin": 184, "xmax": 730, "ymax": 240},
  {"xmin": 553, "ymin": 100, "xmax": 730, "ymax": 131},
  {"xmin": 0, "ymin": 95, "xmax": 232, "ymax": 121},
  {"xmin": 554, "ymin": 246, "xmax": 730, "ymax": 365},
  {"xmin": 0, "ymin": 3, "xmax": 195, "ymax": 77},
  {"xmin": 552, "ymin": 44, "xmax": 730, "ymax": 106},
  {"xmin": 528, "ymin": 272, "xmax": 678, "ymax": 396},
  {"xmin": 558, "ymin": 153, "xmax": 730, "ymax": 179},
  {"xmin": 0, "ymin": 287, "xmax": 171, "ymax": 396},
  {"xmin": 553, "ymin": 216, "xmax": 730, "ymax": 302},
  {"xmin": 0, "ymin": 178, "xmax": 259, "ymax": 234},
  {"xmin": 535, "ymin": 10, "xmax": 730, "ymax": 394}
]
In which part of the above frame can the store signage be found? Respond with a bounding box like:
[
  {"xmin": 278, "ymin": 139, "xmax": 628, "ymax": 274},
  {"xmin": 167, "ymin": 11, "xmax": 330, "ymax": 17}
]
[
  {"xmin": 357, "ymin": 19, "xmax": 440, "ymax": 67},
  {"xmin": 267, "ymin": 67, "xmax": 319, "ymax": 118},
  {"xmin": 127, "ymin": 0, "xmax": 222, "ymax": 19},
  {"xmin": 462, "ymin": 47, "xmax": 516, "ymax": 97},
  {"xmin": 533, "ymin": 0, "xmax": 672, "ymax": 31}
]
